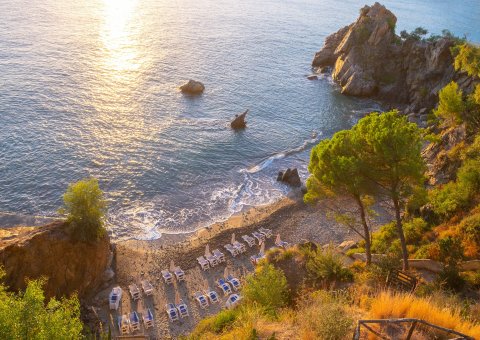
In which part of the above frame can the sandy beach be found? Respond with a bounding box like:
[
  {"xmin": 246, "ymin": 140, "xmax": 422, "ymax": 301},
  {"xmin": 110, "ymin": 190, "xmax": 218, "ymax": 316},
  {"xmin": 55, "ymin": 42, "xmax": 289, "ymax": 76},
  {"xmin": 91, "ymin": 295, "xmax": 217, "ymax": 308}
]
[{"xmin": 89, "ymin": 191, "xmax": 392, "ymax": 339}]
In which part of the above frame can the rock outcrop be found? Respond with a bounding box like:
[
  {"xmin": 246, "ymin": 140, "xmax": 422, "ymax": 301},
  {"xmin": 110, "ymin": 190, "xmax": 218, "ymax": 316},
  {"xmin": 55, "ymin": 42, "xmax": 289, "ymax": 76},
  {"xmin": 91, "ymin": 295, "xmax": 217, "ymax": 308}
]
[
  {"xmin": 179, "ymin": 80, "xmax": 205, "ymax": 94},
  {"xmin": 231, "ymin": 109, "xmax": 249, "ymax": 129},
  {"xmin": 0, "ymin": 222, "xmax": 111, "ymax": 299},
  {"xmin": 277, "ymin": 168, "xmax": 301, "ymax": 187},
  {"xmin": 312, "ymin": 2, "xmax": 476, "ymax": 112}
]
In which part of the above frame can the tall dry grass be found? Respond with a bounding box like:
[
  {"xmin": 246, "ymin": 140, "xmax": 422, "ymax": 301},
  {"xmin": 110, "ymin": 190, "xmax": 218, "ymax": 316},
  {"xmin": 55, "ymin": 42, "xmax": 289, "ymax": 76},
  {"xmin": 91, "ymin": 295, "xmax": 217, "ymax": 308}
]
[{"xmin": 369, "ymin": 291, "xmax": 480, "ymax": 339}]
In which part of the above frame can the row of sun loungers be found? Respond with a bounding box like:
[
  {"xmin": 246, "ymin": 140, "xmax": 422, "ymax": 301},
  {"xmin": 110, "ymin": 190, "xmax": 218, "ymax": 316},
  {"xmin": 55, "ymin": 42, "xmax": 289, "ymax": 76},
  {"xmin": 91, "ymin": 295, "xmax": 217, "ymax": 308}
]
[
  {"xmin": 193, "ymin": 290, "xmax": 219, "ymax": 309},
  {"xmin": 161, "ymin": 266, "xmax": 185, "ymax": 284},
  {"xmin": 166, "ymin": 300, "xmax": 189, "ymax": 322},
  {"xmin": 118, "ymin": 309, "xmax": 154, "ymax": 335}
]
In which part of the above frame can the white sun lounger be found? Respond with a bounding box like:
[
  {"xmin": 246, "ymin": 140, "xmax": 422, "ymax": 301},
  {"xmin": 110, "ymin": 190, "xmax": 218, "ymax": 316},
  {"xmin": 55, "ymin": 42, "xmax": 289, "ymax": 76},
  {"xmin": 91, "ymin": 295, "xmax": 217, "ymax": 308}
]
[
  {"xmin": 171, "ymin": 266, "xmax": 185, "ymax": 281},
  {"xmin": 275, "ymin": 238, "xmax": 289, "ymax": 248},
  {"xmin": 193, "ymin": 291, "xmax": 209, "ymax": 309},
  {"xmin": 226, "ymin": 294, "xmax": 242, "ymax": 309},
  {"xmin": 109, "ymin": 286, "xmax": 122, "ymax": 310},
  {"xmin": 143, "ymin": 308, "xmax": 154, "ymax": 329},
  {"xmin": 250, "ymin": 253, "xmax": 266, "ymax": 265},
  {"xmin": 197, "ymin": 256, "xmax": 210, "ymax": 271},
  {"xmin": 161, "ymin": 270, "xmax": 174, "ymax": 284},
  {"xmin": 205, "ymin": 290, "xmax": 219, "ymax": 304},
  {"xmin": 259, "ymin": 227, "xmax": 273, "ymax": 238},
  {"xmin": 252, "ymin": 232, "xmax": 265, "ymax": 243},
  {"xmin": 141, "ymin": 280, "xmax": 154, "ymax": 296},
  {"xmin": 242, "ymin": 235, "xmax": 256, "ymax": 247},
  {"xmin": 166, "ymin": 303, "xmax": 179, "ymax": 322},
  {"xmin": 224, "ymin": 244, "xmax": 239, "ymax": 257},
  {"xmin": 130, "ymin": 311, "xmax": 140, "ymax": 332},
  {"xmin": 212, "ymin": 249, "xmax": 226, "ymax": 262},
  {"xmin": 232, "ymin": 240, "xmax": 246, "ymax": 253},
  {"xmin": 206, "ymin": 253, "xmax": 219, "ymax": 267},
  {"xmin": 118, "ymin": 314, "xmax": 130, "ymax": 335},
  {"xmin": 177, "ymin": 299, "xmax": 189, "ymax": 318},
  {"xmin": 226, "ymin": 274, "xmax": 241, "ymax": 291},
  {"xmin": 128, "ymin": 283, "xmax": 141, "ymax": 301},
  {"xmin": 217, "ymin": 278, "xmax": 232, "ymax": 296}
]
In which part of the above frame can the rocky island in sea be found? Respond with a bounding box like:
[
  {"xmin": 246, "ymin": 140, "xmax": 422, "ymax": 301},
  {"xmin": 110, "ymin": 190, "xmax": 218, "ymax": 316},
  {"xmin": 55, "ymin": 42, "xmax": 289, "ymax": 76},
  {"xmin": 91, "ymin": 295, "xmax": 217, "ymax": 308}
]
[{"xmin": 1, "ymin": 2, "xmax": 480, "ymax": 339}]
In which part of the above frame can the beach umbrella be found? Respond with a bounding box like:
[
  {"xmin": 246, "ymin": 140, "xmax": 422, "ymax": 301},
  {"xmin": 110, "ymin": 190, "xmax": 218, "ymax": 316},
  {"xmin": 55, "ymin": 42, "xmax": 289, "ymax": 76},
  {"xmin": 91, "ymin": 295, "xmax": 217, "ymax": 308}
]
[
  {"xmin": 275, "ymin": 234, "xmax": 281, "ymax": 245},
  {"xmin": 231, "ymin": 233, "xmax": 236, "ymax": 244},
  {"xmin": 260, "ymin": 241, "xmax": 265, "ymax": 254},
  {"xmin": 170, "ymin": 260, "xmax": 176, "ymax": 272},
  {"xmin": 205, "ymin": 244, "xmax": 210, "ymax": 256}
]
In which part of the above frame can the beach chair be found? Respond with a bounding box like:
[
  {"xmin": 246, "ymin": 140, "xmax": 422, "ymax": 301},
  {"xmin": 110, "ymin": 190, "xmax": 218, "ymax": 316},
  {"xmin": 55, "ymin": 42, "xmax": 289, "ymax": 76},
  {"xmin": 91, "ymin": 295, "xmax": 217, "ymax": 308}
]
[
  {"xmin": 259, "ymin": 227, "xmax": 273, "ymax": 238},
  {"xmin": 197, "ymin": 256, "xmax": 210, "ymax": 271},
  {"xmin": 226, "ymin": 274, "xmax": 241, "ymax": 291},
  {"xmin": 212, "ymin": 249, "xmax": 226, "ymax": 263},
  {"xmin": 275, "ymin": 234, "xmax": 289, "ymax": 248},
  {"xmin": 141, "ymin": 280, "xmax": 154, "ymax": 296},
  {"xmin": 161, "ymin": 270, "xmax": 174, "ymax": 284},
  {"xmin": 252, "ymin": 231, "xmax": 265, "ymax": 243},
  {"xmin": 242, "ymin": 235, "xmax": 256, "ymax": 247},
  {"xmin": 225, "ymin": 294, "xmax": 242, "ymax": 309},
  {"xmin": 173, "ymin": 266, "xmax": 186, "ymax": 282},
  {"xmin": 128, "ymin": 283, "xmax": 141, "ymax": 301},
  {"xmin": 129, "ymin": 311, "xmax": 140, "ymax": 332},
  {"xmin": 206, "ymin": 253, "xmax": 219, "ymax": 267},
  {"xmin": 232, "ymin": 240, "xmax": 247, "ymax": 253},
  {"xmin": 143, "ymin": 308, "xmax": 154, "ymax": 329},
  {"xmin": 177, "ymin": 299, "xmax": 189, "ymax": 318},
  {"xmin": 166, "ymin": 303, "xmax": 179, "ymax": 322},
  {"xmin": 250, "ymin": 253, "xmax": 266, "ymax": 265},
  {"xmin": 205, "ymin": 290, "xmax": 219, "ymax": 304},
  {"xmin": 224, "ymin": 244, "xmax": 239, "ymax": 257},
  {"xmin": 109, "ymin": 286, "xmax": 122, "ymax": 310},
  {"xmin": 193, "ymin": 291, "xmax": 209, "ymax": 309},
  {"xmin": 118, "ymin": 314, "xmax": 130, "ymax": 335},
  {"xmin": 217, "ymin": 278, "xmax": 232, "ymax": 296}
]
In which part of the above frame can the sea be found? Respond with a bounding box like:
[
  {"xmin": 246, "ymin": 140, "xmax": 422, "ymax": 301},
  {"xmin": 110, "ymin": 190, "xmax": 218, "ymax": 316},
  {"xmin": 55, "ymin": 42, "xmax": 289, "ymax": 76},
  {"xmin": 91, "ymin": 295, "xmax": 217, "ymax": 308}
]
[{"xmin": 1, "ymin": 0, "xmax": 479, "ymax": 240}]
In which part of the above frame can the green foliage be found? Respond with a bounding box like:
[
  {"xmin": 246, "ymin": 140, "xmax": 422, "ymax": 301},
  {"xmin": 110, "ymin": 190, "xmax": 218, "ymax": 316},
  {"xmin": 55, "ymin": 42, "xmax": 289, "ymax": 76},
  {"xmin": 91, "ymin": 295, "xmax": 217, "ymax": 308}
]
[
  {"xmin": 305, "ymin": 246, "xmax": 353, "ymax": 287},
  {"xmin": 243, "ymin": 264, "xmax": 289, "ymax": 314},
  {"xmin": 400, "ymin": 27, "xmax": 428, "ymax": 41},
  {"xmin": 386, "ymin": 17, "xmax": 396, "ymax": 32},
  {"xmin": 61, "ymin": 178, "xmax": 107, "ymax": 242},
  {"xmin": 438, "ymin": 236, "xmax": 465, "ymax": 265},
  {"xmin": 193, "ymin": 309, "xmax": 238, "ymax": 335},
  {"xmin": 453, "ymin": 43, "xmax": 480, "ymax": 78},
  {"xmin": 437, "ymin": 265, "xmax": 465, "ymax": 292},
  {"xmin": 0, "ymin": 270, "xmax": 83, "ymax": 339},
  {"xmin": 433, "ymin": 81, "xmax": 465, "ymax": 124}
]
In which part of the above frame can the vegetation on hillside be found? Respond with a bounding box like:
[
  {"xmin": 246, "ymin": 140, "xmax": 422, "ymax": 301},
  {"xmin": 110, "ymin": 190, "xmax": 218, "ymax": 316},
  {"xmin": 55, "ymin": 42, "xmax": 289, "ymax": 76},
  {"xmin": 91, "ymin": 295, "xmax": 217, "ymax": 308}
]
[
  {"xmin": 0, "ymin": 269, "xmax": 83, "ymax": 339},
  {"xmin": 60, "ymin": 178, "xmax": 107, "ymax": 242}
]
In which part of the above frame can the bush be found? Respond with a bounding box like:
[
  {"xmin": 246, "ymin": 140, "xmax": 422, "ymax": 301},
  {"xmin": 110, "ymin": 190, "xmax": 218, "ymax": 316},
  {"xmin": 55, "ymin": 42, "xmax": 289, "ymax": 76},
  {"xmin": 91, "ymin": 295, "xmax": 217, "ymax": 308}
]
[
  {"xmin": 429, "ymin": 181, "xmax": 470, "ymax": 219},
  {"xmin": 453, "ymin": 43, "xmax": 480, "ymax": 78},
  {"xmin": 433, "ymin": 81, "xmax": 465, "ymax": 125},
  {"xmin": 61, "ymin": 178, "xmax": 107, "ymax": 242},
  {"xmin": 297, "ymin": 291, "xmax": 354, "ymax": 340},
  {"xmin": 243, "ymin": 264, "xmax": 289, "ymax": 314},
  {"xmin": 305, "ymin": 246, "xmax": 353, "ymax": 288},
  {"xmin": 437, "ymin": 265, "xmax": 466, "ymax": 292},
  {"xmin": 0, "ymin": 270, "xmax": 83, "ymax": 339}
]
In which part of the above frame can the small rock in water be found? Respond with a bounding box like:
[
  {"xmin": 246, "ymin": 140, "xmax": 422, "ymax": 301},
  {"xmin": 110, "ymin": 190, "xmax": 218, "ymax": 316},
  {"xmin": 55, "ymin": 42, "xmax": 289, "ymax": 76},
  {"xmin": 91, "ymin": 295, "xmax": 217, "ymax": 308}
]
[
  {"xmin": 307, "ymin": 75, "xmax": 318, "ymax": 80},
  {"xmin": 231, "ymin": 109, "xmax": 249, "ymax": 129},
  {"xmin": 277, "ymin": 168, "xmax": 301, "ymax": 187},
  {"xmin": 179, "ymin": 79, "xmax": 205, "ymax": 94}
]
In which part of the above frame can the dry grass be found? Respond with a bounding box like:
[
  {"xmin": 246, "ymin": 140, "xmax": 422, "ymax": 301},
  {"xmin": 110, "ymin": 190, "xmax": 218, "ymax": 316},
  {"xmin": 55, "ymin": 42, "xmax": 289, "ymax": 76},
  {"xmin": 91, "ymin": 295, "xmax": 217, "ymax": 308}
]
[{"xmin": 369, "ymin": 291, "xmax": 480, "ymax": 339}]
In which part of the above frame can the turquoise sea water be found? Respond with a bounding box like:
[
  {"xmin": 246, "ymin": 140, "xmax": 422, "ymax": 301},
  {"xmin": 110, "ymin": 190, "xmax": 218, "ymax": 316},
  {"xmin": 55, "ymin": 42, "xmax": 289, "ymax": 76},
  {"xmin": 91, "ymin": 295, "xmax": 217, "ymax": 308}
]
[{"xmin": 1, "ymin": 0, "xmax": 479, "ymax": 240}]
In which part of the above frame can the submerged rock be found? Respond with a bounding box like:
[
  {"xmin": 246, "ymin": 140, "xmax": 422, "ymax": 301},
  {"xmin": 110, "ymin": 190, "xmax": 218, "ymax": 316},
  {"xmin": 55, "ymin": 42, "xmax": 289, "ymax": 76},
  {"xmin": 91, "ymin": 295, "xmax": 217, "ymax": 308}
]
[
  {"xmin": 307, "ymin": 75, "xmax": 318, "ymax": 80},
  {"xmin": 277, "ymin": 168, "xmax": 301, "ymax": 187},
  {"xmin": 231, "ymin": 109, "xmax": 249, "ymax": 129},
  {"xmin": 179, "ymin": 79, "xmax": 205, "ymax": 94}
]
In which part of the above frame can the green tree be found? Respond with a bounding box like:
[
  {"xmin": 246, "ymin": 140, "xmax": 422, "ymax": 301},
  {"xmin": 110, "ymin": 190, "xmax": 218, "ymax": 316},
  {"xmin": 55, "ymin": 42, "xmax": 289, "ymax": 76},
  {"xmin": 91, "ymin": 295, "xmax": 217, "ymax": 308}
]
[
  {"xmin": 433, "ymin": 81, "xmax": 465, "ymax": 125},
  {"xmin": 61, "ymin": 178, "xmax": 107, "ymax": 242},
  {"xmin": 453, "ymin": 43, "xmax": 480, "ymax": 78},
  {"xmin": 353, "ymin": 111, "xmax": 425, "ymax": 270},
  {"xmin": 305, "ymin": 130, "xmax": 374, "ymax": 265},
  {"xmin": 0, "ymin": 270, "xmax": 83, "ymax": 339},
  {"xmin": 243, "ymin": 264, "xmax": 289, "ymax": 314}
]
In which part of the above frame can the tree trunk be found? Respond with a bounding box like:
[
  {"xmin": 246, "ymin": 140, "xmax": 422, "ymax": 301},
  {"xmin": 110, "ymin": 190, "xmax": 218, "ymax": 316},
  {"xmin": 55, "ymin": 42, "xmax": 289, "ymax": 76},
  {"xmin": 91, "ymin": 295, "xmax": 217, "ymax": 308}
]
[
  {"xmin": 355, "ymin": 196, "xmax": 372, "ymax": 265},
  {"xmin": 393, "ymin": 196, "xmax": 409, "ymax": 270}
]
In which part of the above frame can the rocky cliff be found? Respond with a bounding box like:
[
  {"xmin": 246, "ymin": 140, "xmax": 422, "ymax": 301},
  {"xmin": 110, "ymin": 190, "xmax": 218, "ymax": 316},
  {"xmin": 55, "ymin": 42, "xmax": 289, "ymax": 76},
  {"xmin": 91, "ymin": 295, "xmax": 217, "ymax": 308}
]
[
  {"xmin": 0, "ymin": 221, "xmax": 111, "ymax": 299},
  {"xmin": 312, "ymin": 2, "xmax": 476, "ymax": 114}
]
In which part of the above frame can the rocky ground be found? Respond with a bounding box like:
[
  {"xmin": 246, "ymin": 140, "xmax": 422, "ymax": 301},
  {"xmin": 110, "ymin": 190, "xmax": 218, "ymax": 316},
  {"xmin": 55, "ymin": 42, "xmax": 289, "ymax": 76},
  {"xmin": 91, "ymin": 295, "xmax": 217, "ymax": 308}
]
[{"xmin": 88, "ymin": 193, "xmax": 392, "ymax": 339}]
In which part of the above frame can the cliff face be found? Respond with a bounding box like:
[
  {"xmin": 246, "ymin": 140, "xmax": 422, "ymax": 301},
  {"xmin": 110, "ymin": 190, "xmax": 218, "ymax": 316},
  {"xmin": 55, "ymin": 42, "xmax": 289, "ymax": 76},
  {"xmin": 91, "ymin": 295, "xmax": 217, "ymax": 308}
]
[
  {"xmin": 312, "ymin": 2, "xmax": 475, "ymax": 113},
  {"xmin": 0, "ymin": 221, "xmax": 111, "ymax": 299}
]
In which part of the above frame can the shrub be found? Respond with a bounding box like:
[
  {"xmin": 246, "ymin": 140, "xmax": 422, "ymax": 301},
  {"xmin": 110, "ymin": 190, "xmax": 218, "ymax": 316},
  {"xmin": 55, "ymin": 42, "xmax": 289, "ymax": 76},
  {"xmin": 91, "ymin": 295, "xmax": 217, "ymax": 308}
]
[
  {"xmin": 305, "ymin": 246, "xmax": 353, "ymax": 288},
  {"xmin": 297, "ymin": 291, "xmax": 354, "ymax": 340},
  {"xmin": 453, "ymin": 43, "xmax": 480, "ymax": 78},
  {"xmin": 403, "ymin": 218, "xmax": 430, "ymax": 244},
  {"xmin": 243, "ymin": 264, "xmax": 289, "ymax": 314},
  {"xmin": 437, "ymin": 265, "xmax": 466, "ymax": 292},
  {"xmin": 0, "ymin": 270, "xmax": 83, "ymax": 339},
  {"xmin": 429, "ymin": 181, "xmax": 470, "ymax": 219},
  {"xmin": 60, "ymin": 178, "xmax": 107, "ymax": 242},
  {"xmin": 433, "ymin": 81, "xmax": 465, "ymax": 125}
]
